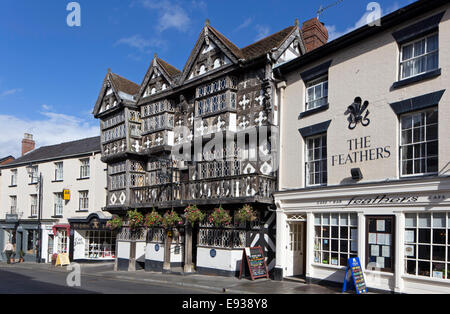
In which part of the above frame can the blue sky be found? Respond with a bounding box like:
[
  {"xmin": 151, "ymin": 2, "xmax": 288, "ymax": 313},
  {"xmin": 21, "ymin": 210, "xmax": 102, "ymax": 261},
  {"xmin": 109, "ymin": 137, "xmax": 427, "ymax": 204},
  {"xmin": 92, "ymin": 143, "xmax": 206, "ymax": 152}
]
[{"xmin": 0, "ymin": 0, "xmax": 415, "ymax": 157}]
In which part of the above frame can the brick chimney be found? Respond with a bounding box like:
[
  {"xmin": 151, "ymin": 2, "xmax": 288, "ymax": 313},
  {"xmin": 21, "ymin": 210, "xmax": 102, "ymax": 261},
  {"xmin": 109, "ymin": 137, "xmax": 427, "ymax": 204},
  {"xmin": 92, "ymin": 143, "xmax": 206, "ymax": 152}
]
[
  {"xmin": 302, "ymin": 17, "xmax": 329, "ymax": 52},
  {"xmin": 22, "ymin": 133, "xmax": 35, "ymax": 156}
]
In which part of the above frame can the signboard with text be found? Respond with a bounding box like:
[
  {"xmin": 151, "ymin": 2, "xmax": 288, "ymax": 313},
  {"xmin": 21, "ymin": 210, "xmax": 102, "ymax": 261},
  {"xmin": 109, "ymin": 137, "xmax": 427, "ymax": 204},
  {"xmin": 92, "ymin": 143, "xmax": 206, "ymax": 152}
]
[
  {"xmin": 239, "ymin": 246, "xmax": 269, "ymax": 281},
  {"xmin": 343, "ymin": 257, "xmax": 368, "ymax": 294}
]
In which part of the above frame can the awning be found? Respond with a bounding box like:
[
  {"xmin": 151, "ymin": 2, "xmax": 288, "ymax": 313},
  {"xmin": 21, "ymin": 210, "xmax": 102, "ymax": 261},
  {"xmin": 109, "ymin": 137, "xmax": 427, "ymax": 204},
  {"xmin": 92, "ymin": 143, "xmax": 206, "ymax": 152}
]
[{"xmin": 52, "ymin": 224, "xmax": 70, "ymax": 235}]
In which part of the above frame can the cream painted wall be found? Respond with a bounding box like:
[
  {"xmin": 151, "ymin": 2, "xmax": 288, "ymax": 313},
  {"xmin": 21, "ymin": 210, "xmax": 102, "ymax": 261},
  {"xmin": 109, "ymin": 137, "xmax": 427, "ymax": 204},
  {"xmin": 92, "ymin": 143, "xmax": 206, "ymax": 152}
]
[
  {"xmin": 280, "ymin": 7, "xmax": 450, "ymax": 190},
  {"xmin": 0, "ymin": 152, "xmax": 107, "ymax": 224}
]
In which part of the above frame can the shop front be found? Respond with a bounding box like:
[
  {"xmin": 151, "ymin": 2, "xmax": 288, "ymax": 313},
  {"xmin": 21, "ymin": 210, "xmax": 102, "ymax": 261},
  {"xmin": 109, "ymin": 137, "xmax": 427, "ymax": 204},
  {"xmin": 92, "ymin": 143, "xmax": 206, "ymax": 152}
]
[
  {"xmin": 69, "ymin": 212, "xmax": 116, "ymax": 263},
  {"xmin": 275, "ymin": 177, "xmax": 450, "ymax": 294}
]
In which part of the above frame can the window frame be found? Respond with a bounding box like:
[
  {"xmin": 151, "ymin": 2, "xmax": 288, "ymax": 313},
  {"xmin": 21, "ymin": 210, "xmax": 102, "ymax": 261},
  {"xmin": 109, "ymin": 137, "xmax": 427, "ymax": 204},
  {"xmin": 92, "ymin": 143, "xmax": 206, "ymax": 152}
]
[
  {"xmin": 30, "ymin": 194, "xmax": 38, "ymax": 217},
  {"xmin": 10, "ymin": 169, "xmax": 17, "ymax": 186},
  {"xmin": 78, "ymin": 190, "xmax": 89, "ymax": 211},
  {"xmin": 10, "ymin": 196, "xmax": 17, "ymax": 214},
  {"xmin": 305, "ymin": 133, "xmax": 328, "ymax": 187},
  {"xmin": 399, "ymin": 107, "xmax": 438, "ymax": 178},
  {"xmin": 399, "ymin": 33, "xmax": 439, "ymax": 81},
  {"xmin": 305, "ymin": 75, "xmax": 329, "ymax": 112},
  {"xmin": 54, "ymin": 162, "xmax": 64, "ymax": 181},
  {"xmin": 366, "ymin": 216, "xmax": 396, "ymax": 273},
  {"xmin": 54, "ymin": 193, "xmax": 64, "ymax": 217},
  {"xmin": 80, "ymin": 158, "xmax": 90, "ymax": 179}
]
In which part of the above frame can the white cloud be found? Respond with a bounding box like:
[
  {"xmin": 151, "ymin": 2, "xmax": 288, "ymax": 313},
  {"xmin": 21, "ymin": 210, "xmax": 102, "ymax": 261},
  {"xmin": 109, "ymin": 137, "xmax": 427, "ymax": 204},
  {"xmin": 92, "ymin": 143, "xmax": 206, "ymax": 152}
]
[
  {"xmin": 0, "ymin": 109, "xmax": 99, "ymax": 158},
  {"xmin": 235, "ymin": 18, "xmax": 253, "ymax": 32},
  {"xmin": 137, "ymin": 0, "xmax": 191, "ymax": 32},
  {"xmin": 255, "ymin": 25, "xmax": 271, "ymax": 41},
  {"xmin": 115, "ymin": 34, "xmax": 167, "ymax": 53},
  {"xmin": 1, "ymin": 88, "xmax": 23, "ymax": 97}
]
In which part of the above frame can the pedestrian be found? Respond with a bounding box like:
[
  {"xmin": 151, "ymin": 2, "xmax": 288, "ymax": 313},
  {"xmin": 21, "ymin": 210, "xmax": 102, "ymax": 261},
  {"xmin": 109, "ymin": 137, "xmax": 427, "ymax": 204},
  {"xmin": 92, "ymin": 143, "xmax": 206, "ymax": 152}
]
[{"xmin": 3, "ymin": 241, "xmax": 14, "ymax": 264}]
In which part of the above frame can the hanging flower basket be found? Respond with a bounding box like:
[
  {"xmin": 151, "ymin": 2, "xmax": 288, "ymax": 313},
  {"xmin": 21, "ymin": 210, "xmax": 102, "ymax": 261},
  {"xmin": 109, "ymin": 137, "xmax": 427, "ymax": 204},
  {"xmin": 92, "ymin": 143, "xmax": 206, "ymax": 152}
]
[
  {"xmin": 184, "ymin": 205, "xmax": 205, "ymax": 226},
  {"xmin": 162, "ymin": 210, "xmax": 183, "ymax": 229},
  {"xmin": 106, "ymin": 215, "xmax": 123, "ymax": 231},
  {"xmin": 235, "ymin": 204, "xmax": 258, "ymax": 223},
  {"xmin": 145, "ymin": 210, "xmax": 163, "ymax": 228},
  {"xmin": 208, "ymin": 206, "xmax": 232, "ymax": 227},
  {"xmin": 127, "ymin": 209, "xmax": 144, "ymax": 230}
]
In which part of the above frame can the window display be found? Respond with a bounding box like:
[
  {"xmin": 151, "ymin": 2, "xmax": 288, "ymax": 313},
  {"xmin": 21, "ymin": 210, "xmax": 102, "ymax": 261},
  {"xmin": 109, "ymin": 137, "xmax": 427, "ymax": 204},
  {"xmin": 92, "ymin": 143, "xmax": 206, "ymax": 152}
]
[
  {"xmin": 314, "ymin": 213, "xmax": 358, "ymax": 266},
  {"xmin": 84, "ymin": 231, "xmax": 116, "ymax": 259},
  {"xmin": 405, "ymin": 213, "xmax": 449, "ymax": 280}
]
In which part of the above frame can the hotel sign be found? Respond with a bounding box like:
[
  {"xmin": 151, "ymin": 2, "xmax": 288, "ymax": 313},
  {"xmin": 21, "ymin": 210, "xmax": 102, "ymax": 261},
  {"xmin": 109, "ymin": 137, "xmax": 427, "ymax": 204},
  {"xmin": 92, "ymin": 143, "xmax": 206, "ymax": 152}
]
[
  {"xmin": 331, "ymin": 136, "xmax": 391, "ymax": 167},
  {"xmin": 316, "ymin": 194, "xmax": 448, "ymax": 207}
]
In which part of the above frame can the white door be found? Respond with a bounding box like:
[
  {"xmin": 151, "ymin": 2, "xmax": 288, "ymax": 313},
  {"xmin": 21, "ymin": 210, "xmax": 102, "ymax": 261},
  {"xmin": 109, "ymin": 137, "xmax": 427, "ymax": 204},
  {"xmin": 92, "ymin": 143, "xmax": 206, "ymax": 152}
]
[{"xmin": 286, "ymin": 222, "xmax": 305, "ymax": 277}]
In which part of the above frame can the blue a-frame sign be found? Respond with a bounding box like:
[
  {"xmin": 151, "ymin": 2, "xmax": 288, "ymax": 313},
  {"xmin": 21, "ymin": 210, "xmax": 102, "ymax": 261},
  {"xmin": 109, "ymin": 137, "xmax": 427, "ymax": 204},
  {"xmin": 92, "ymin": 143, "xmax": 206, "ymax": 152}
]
[{"xmin": 343, "ymin": 257, "xmax": 368, "ymax": 294}]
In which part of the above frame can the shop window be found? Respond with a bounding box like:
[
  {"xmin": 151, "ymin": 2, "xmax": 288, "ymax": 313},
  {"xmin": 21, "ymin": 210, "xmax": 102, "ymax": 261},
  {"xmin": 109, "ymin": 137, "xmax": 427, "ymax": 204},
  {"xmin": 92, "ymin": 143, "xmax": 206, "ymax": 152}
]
[
  {"xmin": 400, "ymin": 108, "xmax": 438, "ymax": 176},
  {"xmin": 26, "ymin": 230, "xmax": 37, "ymax": 256},
  {"xmin": 366, "ymin": 216, "xmax": 395, "ymax": 272},
  {"xmin": 84, "ymin": 231, "xmax": 116, "ymax": 259},
  {"xmin": 305, "ymin": 134, "xmax": 327, "ymax": 186},
  {"xmin": 314, "ymin": 213, "xmax": 358, "ymax": 266},
  {"xmin": 405, "ymin": 213, "xmax": 449, "ymax": 280}
]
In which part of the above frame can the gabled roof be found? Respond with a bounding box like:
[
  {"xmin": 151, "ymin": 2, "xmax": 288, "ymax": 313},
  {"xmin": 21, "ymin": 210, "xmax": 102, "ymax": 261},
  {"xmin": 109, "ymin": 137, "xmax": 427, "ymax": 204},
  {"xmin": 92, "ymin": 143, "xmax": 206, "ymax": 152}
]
[
  {"xmin": 241, "ymin": 26, "xmax": 297, "ymax": 60},
  {"xmin": 157, "ymin": 58, "xmax": 182, "ymax": 79},
  {"xmin": 2, "ymin": 136, "xmax": 101, "ymax": 168},
  {"xmin": 93, "ymin": 70, "xmax": 139, "ymax": 117},
  {"xmin": 0, "ymin": 156, "xmax": 15, "ymax": 164},
  {"xmin": 208, "ymin": 25, "xmax": 244, "ymax": 60}
]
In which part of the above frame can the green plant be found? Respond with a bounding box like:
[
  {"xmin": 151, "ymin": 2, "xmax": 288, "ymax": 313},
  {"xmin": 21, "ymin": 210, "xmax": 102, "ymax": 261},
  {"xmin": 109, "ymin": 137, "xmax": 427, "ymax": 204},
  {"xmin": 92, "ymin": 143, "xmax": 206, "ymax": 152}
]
[
  {"xmin": 145, "ymin": 210, "xmax": 163, "ymax": 228},
  {"xmin": 106, "ymin": 215, "xmax": 123, "ymax": 230},
  {"xmin": 235, "ymin": 204, "xmax": 258, "ymax": 223},
  {"xmin": 127, "ymin": 209, "xmax": 144, "ymax": 230},
  {"xmin": 208, "ymin": 206, "xmax": 232, "ymax": 227},
  {"xmin": 184, "ymin": 205, "xmax": 205, "ymax": 225},
  {"xmin": 162, "ymin": 210, "xmax": 183, "ymax": 229}
]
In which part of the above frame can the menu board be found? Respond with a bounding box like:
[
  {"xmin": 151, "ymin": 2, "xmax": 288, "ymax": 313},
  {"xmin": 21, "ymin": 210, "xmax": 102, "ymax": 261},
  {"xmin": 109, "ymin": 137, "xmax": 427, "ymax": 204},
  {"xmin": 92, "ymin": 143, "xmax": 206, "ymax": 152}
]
[
  {"xmin": 342, "ymin": 257, "xmax": 368, "ymax": 294},
  {"xmin": 239, "ymin": 246, "xmax": 269, "ymax": 281}
]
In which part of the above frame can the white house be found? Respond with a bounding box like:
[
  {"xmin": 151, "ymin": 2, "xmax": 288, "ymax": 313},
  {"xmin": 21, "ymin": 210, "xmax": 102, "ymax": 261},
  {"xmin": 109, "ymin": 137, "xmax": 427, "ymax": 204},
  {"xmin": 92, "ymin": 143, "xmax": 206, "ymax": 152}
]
[{"xmin": 0, "ymin": 135, "xmax": 112, "ymax": 263}]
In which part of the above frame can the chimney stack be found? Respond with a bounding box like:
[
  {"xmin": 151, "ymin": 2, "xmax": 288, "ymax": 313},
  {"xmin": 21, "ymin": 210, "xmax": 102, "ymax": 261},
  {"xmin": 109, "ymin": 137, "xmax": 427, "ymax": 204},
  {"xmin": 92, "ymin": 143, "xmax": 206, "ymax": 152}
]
[
  {"xmin": 302, "ymin": 17, "xmax": 329, "ymax": 52},
  {"xmin": 22, "ymin": 133, "xmax": 35, "ymax": 156}
]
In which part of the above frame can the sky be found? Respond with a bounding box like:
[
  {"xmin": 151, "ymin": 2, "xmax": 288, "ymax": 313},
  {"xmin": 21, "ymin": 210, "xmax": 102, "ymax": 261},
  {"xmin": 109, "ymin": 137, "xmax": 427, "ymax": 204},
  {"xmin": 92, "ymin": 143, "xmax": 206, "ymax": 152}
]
[{"xmin": 0, "ymin": 0, "xmax": 416, "ymax": 158}]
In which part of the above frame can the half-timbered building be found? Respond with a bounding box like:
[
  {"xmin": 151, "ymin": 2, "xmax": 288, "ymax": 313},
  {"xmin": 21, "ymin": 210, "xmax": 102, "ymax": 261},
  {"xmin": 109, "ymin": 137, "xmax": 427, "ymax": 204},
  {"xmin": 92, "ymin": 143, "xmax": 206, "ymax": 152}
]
[{"xmin": 93, "ymin": 18, "xmax": 328, "ymax": 276}]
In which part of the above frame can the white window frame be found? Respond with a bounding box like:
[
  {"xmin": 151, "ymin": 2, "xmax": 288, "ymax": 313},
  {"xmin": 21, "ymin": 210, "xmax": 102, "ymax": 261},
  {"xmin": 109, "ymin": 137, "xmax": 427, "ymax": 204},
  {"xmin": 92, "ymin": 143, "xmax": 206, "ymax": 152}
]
[
  {"xmin": 399, "ymin": 33, "xmax": 439, "ymax": 81},
  {"xmin": 55, "ymin": 162, "xmax": 63, "ymax": 181},
  {"xmin": 404, "ymin": 212, "xmax": 449, "ymax": 280},
  {"xmin": 400, "ymin": 108, "xmax": 438, "ymax": 177},
  {"xmin": 79, "ymin": 191, "xmax": 89, "ymax": 211},
  {"xmin": 10, "ymin": 196, "xmax": 17, "ymax": 214},
  {"xmin": 80, "ymin": 158, "xmax": 90, "ymax": 179},
  {"xmin": 30, "ymin": 194, "xmax": 38, "ymax": 217},
  {"xmin": 30, "ymin": 166, "xmax": 38, "ymax": 184},
  {"xmin": 305, "ymin": 134, "xmax": 328, "ymax": 187},
  {"xmin": 10, "ymin": 169, "xmax": 17, "ymax": 186},
  {"xmin": 54, "ymin": 193, "xmax": 63, "ymax": 216},
  {"xmin": 305, "ymin": 76, "xmax": 328, "ymax": 111}
]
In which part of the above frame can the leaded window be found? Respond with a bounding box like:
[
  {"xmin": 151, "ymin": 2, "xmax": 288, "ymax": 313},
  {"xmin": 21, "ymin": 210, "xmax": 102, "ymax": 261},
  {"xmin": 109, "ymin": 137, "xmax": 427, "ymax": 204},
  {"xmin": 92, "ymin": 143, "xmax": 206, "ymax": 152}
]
[{"xmin": 400, "ymin": 108, "xmax": 438, "ymax": 176}]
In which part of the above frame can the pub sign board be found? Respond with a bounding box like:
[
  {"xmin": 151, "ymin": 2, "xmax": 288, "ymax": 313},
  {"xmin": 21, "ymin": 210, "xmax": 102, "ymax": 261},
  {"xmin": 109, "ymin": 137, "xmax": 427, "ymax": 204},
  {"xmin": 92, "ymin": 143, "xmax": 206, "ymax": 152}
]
[
  {"xmin": 239, "ymin": 246, "xmax": 269, "ymax": 281},
  {"xmin": 342, "ymin": 257, "xmax": 368, "ymax": 294}
]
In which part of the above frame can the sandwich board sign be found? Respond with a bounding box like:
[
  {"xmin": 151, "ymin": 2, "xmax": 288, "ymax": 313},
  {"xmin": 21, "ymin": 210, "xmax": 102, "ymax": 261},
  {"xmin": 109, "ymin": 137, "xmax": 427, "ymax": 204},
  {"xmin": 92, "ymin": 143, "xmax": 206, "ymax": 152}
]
[
  {"xmin": 239, "ymin": 246, "xmax": 269, "ymax": 281},
  {"xmin": 343, "ymin": 257, "xmax": 368, "ymax": 294},
  {"xmin": 55, "ymin": 253, "xmax": 70, "ymax": 267}
]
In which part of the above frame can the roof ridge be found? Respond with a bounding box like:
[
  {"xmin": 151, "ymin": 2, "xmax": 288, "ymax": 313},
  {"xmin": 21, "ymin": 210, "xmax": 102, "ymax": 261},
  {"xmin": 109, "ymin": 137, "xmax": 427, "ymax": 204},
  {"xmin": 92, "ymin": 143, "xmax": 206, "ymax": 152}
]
[
  {"xmin": 110, "ymin": 72, "xmax": 140, "ymax": 88},
  {"xmin": 240, "ymin": 25, "xmax": 295, "ymax": 50},
  {"xmin": 34, "ymin": 136, "xmax": 100, "ymax": 150}
]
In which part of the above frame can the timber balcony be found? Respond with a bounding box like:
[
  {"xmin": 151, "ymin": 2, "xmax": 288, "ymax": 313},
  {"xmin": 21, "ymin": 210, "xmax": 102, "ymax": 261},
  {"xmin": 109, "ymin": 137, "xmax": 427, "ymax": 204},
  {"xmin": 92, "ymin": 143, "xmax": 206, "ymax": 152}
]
[{"xmin": 128, "ymin": 174, "xmax": 276, "ymax": 209}]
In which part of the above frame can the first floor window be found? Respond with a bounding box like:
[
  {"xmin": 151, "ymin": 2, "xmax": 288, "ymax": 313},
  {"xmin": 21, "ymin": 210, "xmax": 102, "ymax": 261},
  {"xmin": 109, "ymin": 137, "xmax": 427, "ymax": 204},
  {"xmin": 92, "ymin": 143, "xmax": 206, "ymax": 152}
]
[
  {"xmin": 10, "ymin": 170, "xmax": 17, "ymax": 186},
  {"xmin": 10, "ymin": 196, "xmax": 17, "ymax": 214},
  {"xmin": 54, "ymin": 162, "xmax": 63, "ymax": 181},
  {"xmin": 79, "ymin": 191, "xmax": 89, "ymax": 211},
  {"xmin": 54, "ymin": 193, "xmax": 63, "ymax": 216},
  {"xmin": 305, "ymin": 76, "xmax": 328, "ymax": 111},
  {"xmin": 400, "ymin": 108, "xmax": 438, "ymax": 176},
  {"xmin": 80, "ymin": 158, "xmax": 90, "ymax": 178},
  {"xmin": 314, "ymin": 213, "xmax": 358, "ymax": 266},
  {"xmin": 405, "ymin": 212, "xmax": 449, "ymax": 280},
  {"xmin": 305, "ymin": 134, "xmax": 327, "ymax": 186},
  {"xmin": 30, "ymin": 195, "xmax": 38, "ymax": 217}
]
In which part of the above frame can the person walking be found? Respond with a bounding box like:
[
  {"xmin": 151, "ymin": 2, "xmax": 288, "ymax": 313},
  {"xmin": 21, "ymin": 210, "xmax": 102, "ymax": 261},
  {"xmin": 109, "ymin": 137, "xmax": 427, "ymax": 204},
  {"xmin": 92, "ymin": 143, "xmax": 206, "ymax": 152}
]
[{"xmin": 4, "ymin": 241, "xmax": 14, "ymax": 264}]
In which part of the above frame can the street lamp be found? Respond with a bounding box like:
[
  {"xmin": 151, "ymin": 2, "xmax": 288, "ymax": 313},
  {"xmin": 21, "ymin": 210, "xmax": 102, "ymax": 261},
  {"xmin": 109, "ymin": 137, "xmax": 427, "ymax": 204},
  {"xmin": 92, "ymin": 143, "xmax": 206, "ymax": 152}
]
[{"xmin": 27, "ymin": 165, "xmax": 43, "ymax": 264}]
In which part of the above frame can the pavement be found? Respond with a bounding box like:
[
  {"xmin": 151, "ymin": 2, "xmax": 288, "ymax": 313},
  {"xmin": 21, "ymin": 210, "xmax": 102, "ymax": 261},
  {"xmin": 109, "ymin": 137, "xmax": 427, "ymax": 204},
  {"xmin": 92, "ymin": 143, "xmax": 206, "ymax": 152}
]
[{"xmin": 0, "ymin": 262, "xmax": 345, "ymax": 294}]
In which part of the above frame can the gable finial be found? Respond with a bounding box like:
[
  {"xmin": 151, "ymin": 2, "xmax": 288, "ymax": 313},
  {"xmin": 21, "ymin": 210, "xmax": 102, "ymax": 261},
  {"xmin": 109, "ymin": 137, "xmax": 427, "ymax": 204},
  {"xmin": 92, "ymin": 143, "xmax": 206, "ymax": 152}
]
[
  {"xmin": 205, "ymin": 19, "xmax": 210, "ymax": 27},
  {"xmin": 154, "ymin": 53, "xmax": 158, "ymax": 59},
  {"xmin": 294, "ymin": 18, "xmax": 299, "ymax": 27},
  {"xmin": 107, "ymin": 68, "xmax": 111, "ymax": 73}
]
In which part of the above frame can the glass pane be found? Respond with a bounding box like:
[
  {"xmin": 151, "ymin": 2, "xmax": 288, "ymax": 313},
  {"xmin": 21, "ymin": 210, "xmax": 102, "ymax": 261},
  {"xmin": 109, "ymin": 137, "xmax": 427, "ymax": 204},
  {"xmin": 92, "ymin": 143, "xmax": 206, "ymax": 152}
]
[
  {"xmin": 402, "ymin": 44, "xmax": 413, "ymax": 60},
  {"xmin": 331, "ymin": 253, "xmax": 339, "ymax": 266},
  {"xmin": 340, "ymin": 240, "xmax": 348, "ymax": 252},
  {"xmin": 426, "ymin": 124, "xmax": 438, "ymax": 141},
  {"xmin": 427, "ymin": 34, "xmax": 438, "ymax": 52},
  {"xmin": 322, "ymin": 252, "xmax": 329, "ymax": 265},
  {"xmin": 433, "ymin": 214, "xmax": 446, "ymax": 228},
  {"xmin": 322, "ymin": 214, "xmax": 330, "ymax": 225},
  {"xmin": 427, "ymin": 141, "xmax": 438, "ymax": 156},
  {"xmin": 331, "ymin": 227, "xmax": 339, "ymax": 239},
  {"xmin": 402, "ymin": 130, "xmax": 412, "ymax": 144},
  {"xmin": 340, "ymin": 254, "xmax": 348, "ymax": 267},
  {"xmin": 419, "ymin": 214, "xmax": 431, "ymax": 228},
  {"xmin": 414, "ymin": 39, "xmax": 425, "ymax": 57},
  {"xmin": 331, "ymin": 214, "xmax": 339, "ymax": 226},
  {"xmin": 426, "ymin": 52, "xmax": 438, "ymax": 71},
  {"xmin": 315, "ymin": 226, "xmax": 322, "ymax": 238},
  {"xmin": 418, "ymin": 245, "xmax": 431, "ymax": 260},
  {"xmin": 350, "ymin": 214, "xmax": 357, "ymax": 226},
  {"xmin": 419, "ymin": 229, "xmax": 431, "ymax": 243},
  {"xmin": 432, "ymin": 263, "xmax": 445, "ymax": 279},
  {"xmin": 340, "ymin": 227, "xmax": 348, "ymax": 238},
  {"xmin": 427, "ymin": 157, "xmax": 438, "ymax": 173},
  {"xmin": 322, "ymin": 226, "xmax": 329, "ymax": 238},
  {"xmin": 405, "ymin": 214, "xmax": 416, "ymax": 228},
  {"xmin": 432, "ymin": 246, "xmax": 445, "ymax": 261},
  {"xmin": 433, "ymin": 229, "xmax": 446, "ymax": 245},
  {"xmin": 406, "ymin": 260, "xmax": 416, "ymax": 275},
  {"xmin": 331, "ymin": 240, "xmax": 338, "ymax": 252},
  {"xmin": 314, "ymin": 215, "xmax": 321, "ymax": 226},
  {"xmin": 427, "ymin": 109, "xmax": 438, "ymax": 124},
  {"xmin": 341, "ymin": 214, "xmax": 348, "ymax": 226},
  {"xmin": 418, "ymin": 261, "xmax": 430, "ymax": 277}
]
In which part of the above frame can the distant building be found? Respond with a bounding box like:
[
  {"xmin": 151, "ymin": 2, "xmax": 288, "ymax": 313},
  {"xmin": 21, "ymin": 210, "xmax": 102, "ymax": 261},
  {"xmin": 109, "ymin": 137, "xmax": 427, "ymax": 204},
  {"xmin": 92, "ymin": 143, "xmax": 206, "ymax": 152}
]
[{"xmin": 0, "ymin": 135, "xmax": 112, "ymax": 263}]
